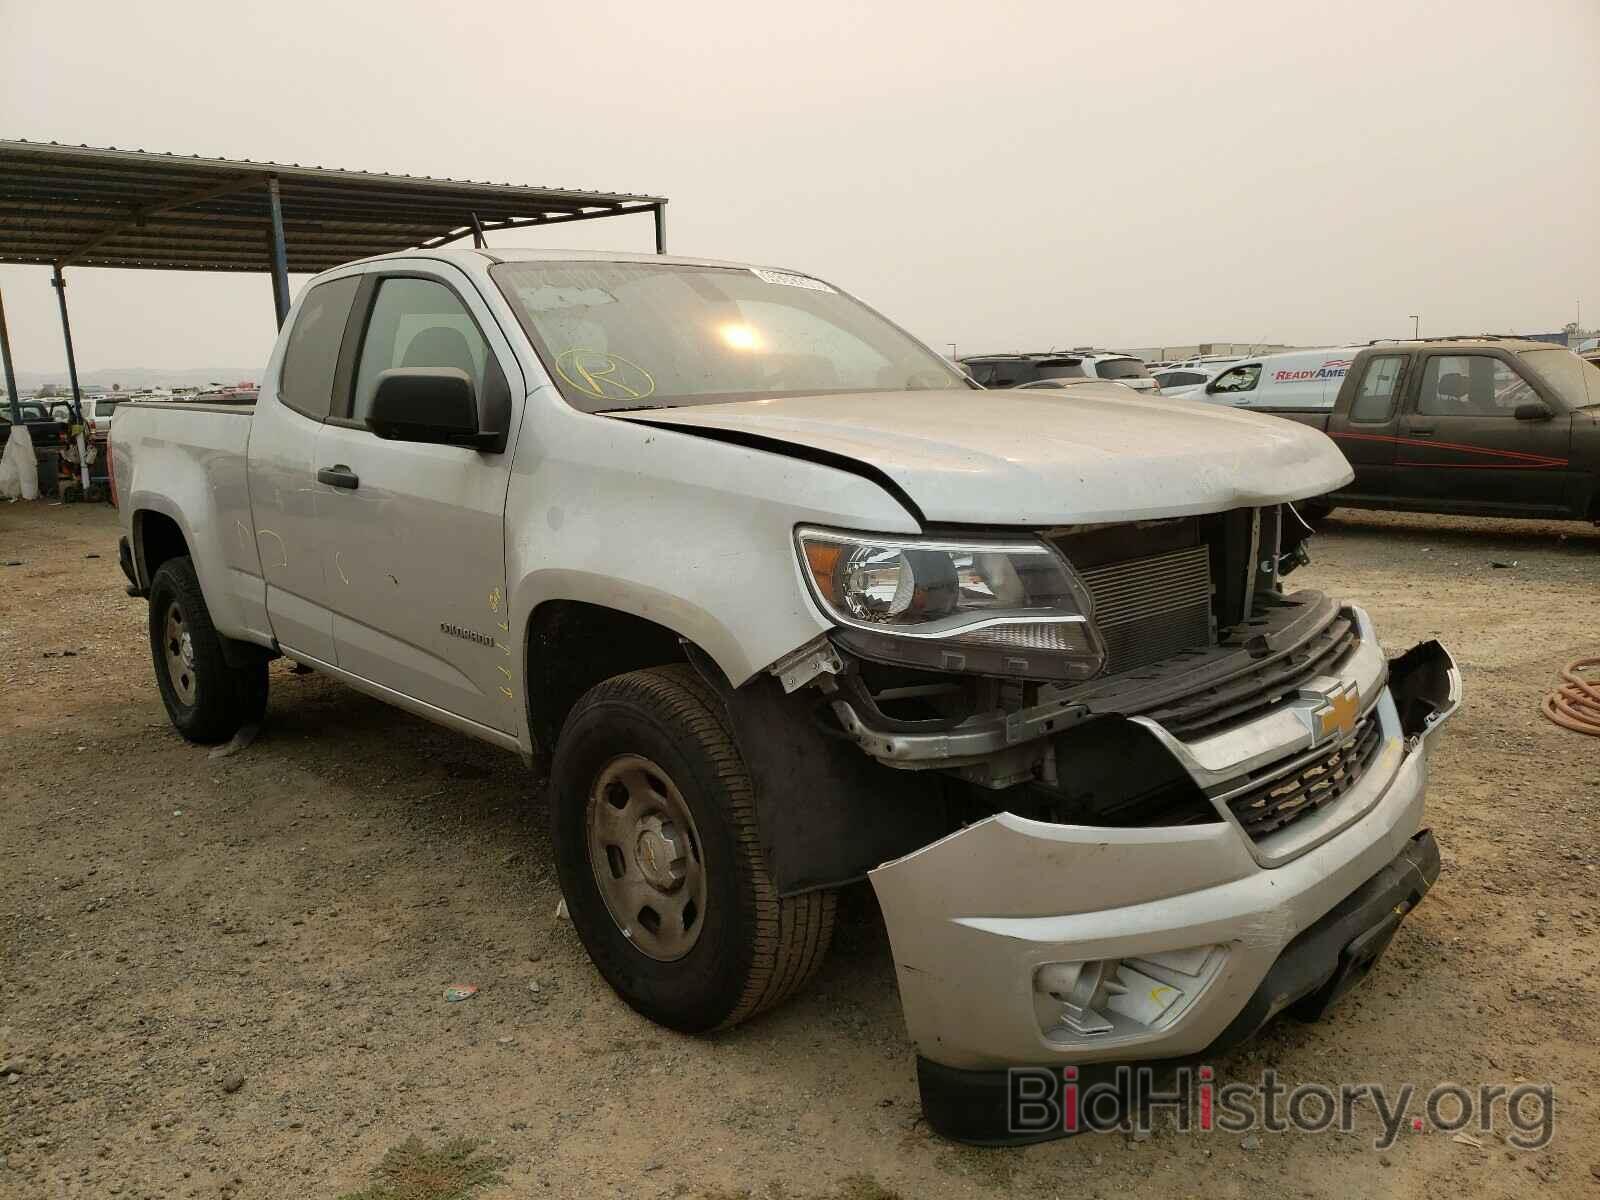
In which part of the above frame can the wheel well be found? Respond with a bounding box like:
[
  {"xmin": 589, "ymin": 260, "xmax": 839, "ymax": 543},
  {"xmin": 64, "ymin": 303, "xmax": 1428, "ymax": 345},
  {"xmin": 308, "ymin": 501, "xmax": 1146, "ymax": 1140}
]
[
  {"xmin": 525, "ymin": 601, "xmax": 688, "ymax": 755},
  {"xmin": 135, "ymin": 510, "xmax": 189, "ymax": 585}
]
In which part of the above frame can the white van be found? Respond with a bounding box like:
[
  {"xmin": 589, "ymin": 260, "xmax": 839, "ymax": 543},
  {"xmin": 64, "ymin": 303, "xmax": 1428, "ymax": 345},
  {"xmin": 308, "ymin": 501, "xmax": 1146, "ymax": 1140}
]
[{"xmin": 1194, "ymin": 347, "xmax": 1361, "ymax": 412}]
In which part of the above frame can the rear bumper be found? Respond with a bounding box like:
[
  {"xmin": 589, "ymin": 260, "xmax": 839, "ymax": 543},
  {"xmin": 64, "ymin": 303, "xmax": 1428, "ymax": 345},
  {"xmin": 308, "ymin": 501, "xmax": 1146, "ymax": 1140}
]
[{"xmin": 867, "ymin": 636, "xmax": 1459, "ymax": 1142}]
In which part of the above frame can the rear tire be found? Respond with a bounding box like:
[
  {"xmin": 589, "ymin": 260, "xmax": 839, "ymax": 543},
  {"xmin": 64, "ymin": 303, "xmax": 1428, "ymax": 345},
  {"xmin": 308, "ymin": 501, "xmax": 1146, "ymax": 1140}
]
[
  {"xmin": 551, "ymin": 664, "xmax": 835, "ymax": 1032},
  {"xmin": 147, "ymin": 556, "xmax": 268, "ymax": 743}
]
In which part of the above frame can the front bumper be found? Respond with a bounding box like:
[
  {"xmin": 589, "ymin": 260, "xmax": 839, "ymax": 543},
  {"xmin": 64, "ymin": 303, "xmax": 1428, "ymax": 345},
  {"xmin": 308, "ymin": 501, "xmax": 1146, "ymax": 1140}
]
[
  {"xmin": 916, "ymin": 828, "xmax": 1440, "ymax": 1144},
  {"xmin": 868, "ymin": 634, "xmax": 1459, "ymax": 1141}
]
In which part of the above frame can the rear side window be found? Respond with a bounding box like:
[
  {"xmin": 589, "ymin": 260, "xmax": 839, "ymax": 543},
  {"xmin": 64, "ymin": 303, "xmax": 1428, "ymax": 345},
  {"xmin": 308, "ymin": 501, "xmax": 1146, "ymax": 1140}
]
[
  {"xmin": 1349, "ymin": 355, "xmax": 1406, "ymax": 422},
  {"xmin": 351, "ymin": 277, "xmax": 492, "ymax": 423},
  {"xmin": 1095, "ymin": 358, "xmax": 1149, "ymax": 380},
  {"xmin": 279, "ymin": 276, "xmax": 360, "ymax": 420},
  {"xmin": 1418, "ymin": 355, "xmax": 1537, "ymax": 417},
  {"xmin": 1037, "ymin": 358, "xmax": 1086, "ymax": 380},
  {"xmin": 967, "ymin": 360, "xmax": 1035, "ymax": 387}
]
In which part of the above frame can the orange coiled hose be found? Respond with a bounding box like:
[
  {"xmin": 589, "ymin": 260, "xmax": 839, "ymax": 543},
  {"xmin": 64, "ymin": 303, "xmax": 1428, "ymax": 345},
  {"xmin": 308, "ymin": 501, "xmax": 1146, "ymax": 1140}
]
[{"xmin": 1542, "ymin": 657, "xmax": 1600, "ymax": 736}]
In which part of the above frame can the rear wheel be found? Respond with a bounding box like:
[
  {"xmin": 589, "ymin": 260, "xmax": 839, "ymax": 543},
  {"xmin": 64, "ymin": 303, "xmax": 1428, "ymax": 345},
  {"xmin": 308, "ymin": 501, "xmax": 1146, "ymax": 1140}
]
[
  {"xmin": 551, "ymin": 664, "xmax": 835, "ymax": 1032},
  {"xmin": 147, "ymin": 556, "xmax": 268, "ymax": 743}
]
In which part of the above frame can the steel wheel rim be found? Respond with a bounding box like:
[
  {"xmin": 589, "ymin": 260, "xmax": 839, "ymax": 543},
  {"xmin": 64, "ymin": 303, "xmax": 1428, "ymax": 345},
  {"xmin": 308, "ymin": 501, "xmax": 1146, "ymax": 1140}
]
[
  {"xmin": 163, "ymin": 601, "xmax": 197, "ymax": 706},
  {"xmin": 585, "ymin": 754, "xmax": 708, "ymax": 962}
]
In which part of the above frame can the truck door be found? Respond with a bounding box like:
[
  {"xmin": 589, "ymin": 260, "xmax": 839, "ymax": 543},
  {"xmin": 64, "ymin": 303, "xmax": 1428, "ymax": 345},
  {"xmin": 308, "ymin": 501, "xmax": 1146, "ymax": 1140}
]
[
  {"xmin": 1393, "ymin": 351, "xmax": 1570, "ymax": 512},
  {"xmin": 1325, "ymin": 353, "xmax": 1407, "ymax": 500},
  {"xmin": 247, "ymin": 273, "xmax": 364, "ymax": 663},
  {"xmin": 313, "ymin": 264, "xmax": 525, "ymax": 735}
]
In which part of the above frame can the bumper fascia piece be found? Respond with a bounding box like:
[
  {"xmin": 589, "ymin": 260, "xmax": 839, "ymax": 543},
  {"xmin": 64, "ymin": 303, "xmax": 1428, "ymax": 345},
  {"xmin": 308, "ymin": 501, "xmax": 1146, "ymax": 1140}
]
[
  {"xmin": 868, "ymin": 637, "xmax": 1460, "ymax": 1144},
  {"xmin": 118, "ymin": 534, "xmax": 145, "ymax": 597},
  {"xmin": 914, "ymin": 828, "xmax": 1441, "ymax": 1146}
]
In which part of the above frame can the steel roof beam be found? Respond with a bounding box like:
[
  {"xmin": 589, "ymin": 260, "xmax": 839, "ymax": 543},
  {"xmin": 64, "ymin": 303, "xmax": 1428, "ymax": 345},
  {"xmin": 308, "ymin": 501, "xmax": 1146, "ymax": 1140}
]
[{"xmin": 58, "ymin": 173, "xmax": 269, "ymax": 265}]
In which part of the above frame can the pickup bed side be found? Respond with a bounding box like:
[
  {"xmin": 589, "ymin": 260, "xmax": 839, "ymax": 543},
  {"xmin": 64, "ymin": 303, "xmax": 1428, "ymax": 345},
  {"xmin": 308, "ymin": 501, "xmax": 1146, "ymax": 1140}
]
[{"xmin": 113, "ymin": 400, "xmax": 272, "ymax": 644}]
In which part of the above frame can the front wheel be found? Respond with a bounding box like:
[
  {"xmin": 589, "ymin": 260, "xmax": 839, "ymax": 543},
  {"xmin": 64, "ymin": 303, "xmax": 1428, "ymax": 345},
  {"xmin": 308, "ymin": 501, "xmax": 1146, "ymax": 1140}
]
[
  {"xmin": 551, "ymin": 664, "xmax": 836, "ymax": 1033},
  {"xmin": 147, "ymin": 556, "xmax": 267, "ymax": 743}
]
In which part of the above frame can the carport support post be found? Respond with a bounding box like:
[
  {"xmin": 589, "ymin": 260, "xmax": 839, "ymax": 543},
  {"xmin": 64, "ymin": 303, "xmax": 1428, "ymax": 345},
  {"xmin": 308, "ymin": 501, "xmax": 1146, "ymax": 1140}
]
[
  {"xmin": 51, "ymin": 264, "xmax": 91, "ymax": 491},
  {"xmin": 0, "ymin": 286, "xmax": 22, "ymax": 424},
  {"xmin": 267, "ymin": 177, "xmax": 290, "ymax": 328},
  {"xmin": 653, "ymin": 202, "xmax": 667, "ymax": 254}
]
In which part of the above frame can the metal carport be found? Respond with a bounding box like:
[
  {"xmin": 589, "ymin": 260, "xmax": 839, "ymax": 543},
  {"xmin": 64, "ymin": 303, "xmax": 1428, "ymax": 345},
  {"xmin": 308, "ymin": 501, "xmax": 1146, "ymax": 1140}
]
[{"xmin": 0, "ymin": 139, "xmax": 668, "ymax": 447}]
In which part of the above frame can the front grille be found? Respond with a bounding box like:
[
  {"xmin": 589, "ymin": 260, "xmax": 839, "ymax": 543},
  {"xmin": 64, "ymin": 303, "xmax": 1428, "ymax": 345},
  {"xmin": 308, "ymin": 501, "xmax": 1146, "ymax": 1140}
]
[
  {"xmin": 1079, "ymin": 545, "xmax": 1213, "ymax": 674},
  {"xmin": 1146, "ymin": 613, "xmax": 1358, "ymax": 740},
  {"xmin": 1224, "ymin": 713, "xmax": 1383, "ymax": 839}
]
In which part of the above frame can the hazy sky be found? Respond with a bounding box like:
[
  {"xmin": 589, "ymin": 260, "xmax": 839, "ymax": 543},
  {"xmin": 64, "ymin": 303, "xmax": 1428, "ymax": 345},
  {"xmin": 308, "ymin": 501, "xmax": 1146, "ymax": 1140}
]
[{"xmin": 2, "ymin": 0, "xmax": 1596, "ymax": 375}]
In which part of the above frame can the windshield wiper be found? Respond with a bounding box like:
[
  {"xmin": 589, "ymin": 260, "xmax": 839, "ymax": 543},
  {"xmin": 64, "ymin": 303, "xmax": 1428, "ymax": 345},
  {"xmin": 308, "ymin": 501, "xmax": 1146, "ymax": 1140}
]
[{"xmin": 594, "ymin": 402, "xmax": 667, "ymax": 413}]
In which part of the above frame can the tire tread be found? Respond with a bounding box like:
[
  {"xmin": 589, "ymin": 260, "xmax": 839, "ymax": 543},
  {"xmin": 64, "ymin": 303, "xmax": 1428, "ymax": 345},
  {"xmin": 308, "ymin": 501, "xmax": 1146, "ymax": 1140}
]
[{"xmin": 560, "ymin": 663, "xmax": 835, "ymax": 1029}]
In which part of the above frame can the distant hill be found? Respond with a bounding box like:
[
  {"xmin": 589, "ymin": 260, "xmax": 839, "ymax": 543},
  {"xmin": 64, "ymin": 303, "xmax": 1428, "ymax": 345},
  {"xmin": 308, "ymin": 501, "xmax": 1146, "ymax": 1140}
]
[{"xmin": 13, "ymin": 366, "xmax": 262, "ymax": 391}]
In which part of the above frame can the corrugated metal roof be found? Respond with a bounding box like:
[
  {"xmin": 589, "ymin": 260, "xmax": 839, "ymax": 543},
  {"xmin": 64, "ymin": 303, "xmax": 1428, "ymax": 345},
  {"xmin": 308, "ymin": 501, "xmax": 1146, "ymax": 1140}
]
[{"xmin": 0, "ymin": 140, "xmax": 666, "ymax": 273}]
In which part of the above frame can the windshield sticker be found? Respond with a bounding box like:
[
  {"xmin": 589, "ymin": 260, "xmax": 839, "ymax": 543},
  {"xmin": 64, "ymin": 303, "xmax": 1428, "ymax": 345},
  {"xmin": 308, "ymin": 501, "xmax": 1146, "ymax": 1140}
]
[
  {"xmin": 555, "ymin": 348, "xmax": 657, "ymax": 403},
  {"xmin": 749, "ymin": 267, "xmax": 836, "ymax": 293}
]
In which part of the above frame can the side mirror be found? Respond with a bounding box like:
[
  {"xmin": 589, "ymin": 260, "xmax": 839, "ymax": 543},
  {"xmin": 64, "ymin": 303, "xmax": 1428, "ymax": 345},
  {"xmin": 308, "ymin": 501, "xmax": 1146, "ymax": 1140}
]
[
  {"xmin": 1513, "ymin": 401, "xmax": 1552, "ymax": 422},
  {"xmin": 367, "ymin": 368, "xmax": 502, "ymax": 450}
]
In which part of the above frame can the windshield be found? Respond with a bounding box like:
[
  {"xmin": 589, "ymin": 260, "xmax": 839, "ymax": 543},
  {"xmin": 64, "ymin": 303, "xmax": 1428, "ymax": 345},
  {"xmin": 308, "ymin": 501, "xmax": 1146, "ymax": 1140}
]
[
  {"xmin": 491, "ymin": 261, "xmax": 967, "ymax": 411},
  {"xmin": 1520, "ymin": 347, "xmax": 1600, "ymax": 409},
  {"xmin": 1095, "ymin": 358, "xmax": 1151, "ymax": 380}
]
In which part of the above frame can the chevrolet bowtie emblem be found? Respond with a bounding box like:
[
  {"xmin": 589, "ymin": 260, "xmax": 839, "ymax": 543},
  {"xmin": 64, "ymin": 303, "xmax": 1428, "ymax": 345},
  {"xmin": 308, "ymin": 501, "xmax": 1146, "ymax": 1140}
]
[{"xmin": 1314, "ymin": 686, "xmax": 1361, "ymax": 742}]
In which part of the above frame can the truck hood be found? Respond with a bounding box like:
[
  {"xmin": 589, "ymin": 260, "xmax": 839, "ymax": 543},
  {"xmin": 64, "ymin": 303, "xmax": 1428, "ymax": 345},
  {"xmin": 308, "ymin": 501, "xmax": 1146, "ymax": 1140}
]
[{"xmin": 611, "ymin": 385, "xmax": 1354, "ymax": 525}]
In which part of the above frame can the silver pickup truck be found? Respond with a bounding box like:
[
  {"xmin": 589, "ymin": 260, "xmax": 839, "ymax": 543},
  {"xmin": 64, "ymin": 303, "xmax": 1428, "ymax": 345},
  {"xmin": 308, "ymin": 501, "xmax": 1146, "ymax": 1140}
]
[{"xmin": 111, "ymin": 249, "xmax": 1460, "ymax": 1143}]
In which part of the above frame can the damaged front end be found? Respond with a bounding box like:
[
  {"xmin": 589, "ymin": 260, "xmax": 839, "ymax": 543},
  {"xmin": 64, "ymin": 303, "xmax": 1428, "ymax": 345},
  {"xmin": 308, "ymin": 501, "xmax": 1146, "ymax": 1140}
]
[{"xmin": 740, "ymin": 503, "xmax": 1461, "ymax": 1143}]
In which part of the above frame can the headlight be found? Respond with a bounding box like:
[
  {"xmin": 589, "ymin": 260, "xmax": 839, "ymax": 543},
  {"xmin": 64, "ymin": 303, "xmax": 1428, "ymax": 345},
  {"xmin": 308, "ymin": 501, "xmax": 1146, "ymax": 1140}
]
[{"xmin": 795, "ymin": 527, "xmax": 1106, "ymax": 681}]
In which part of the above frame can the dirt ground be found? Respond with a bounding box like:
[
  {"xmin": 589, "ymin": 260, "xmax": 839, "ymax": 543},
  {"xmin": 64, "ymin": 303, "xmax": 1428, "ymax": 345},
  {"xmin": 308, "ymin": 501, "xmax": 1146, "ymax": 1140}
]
[{"xmin": 2, "ymin": 500, "xmax": 1598, "ymax": 1199}]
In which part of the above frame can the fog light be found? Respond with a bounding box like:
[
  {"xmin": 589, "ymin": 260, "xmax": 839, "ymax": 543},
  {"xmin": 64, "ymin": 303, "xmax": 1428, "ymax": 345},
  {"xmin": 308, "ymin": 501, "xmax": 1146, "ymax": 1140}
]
[{"xmin": 1033, "ymin": 945, "xmax": 1227, "ymax": 1046}]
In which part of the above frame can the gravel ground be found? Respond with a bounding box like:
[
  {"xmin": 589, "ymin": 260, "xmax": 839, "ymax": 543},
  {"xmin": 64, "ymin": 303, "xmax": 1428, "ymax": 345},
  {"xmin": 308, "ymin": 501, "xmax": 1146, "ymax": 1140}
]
[{"xmin": 2, "ymin": 500, "xmax": 1597, "ymax": 1199}]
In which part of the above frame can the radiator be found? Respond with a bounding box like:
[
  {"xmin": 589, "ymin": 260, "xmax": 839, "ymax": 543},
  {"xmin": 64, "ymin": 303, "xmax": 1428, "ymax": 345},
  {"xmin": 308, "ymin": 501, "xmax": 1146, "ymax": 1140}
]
[{"xmin": 1078, "ymin": 544, "xmax": 1213, "ymax": 674}]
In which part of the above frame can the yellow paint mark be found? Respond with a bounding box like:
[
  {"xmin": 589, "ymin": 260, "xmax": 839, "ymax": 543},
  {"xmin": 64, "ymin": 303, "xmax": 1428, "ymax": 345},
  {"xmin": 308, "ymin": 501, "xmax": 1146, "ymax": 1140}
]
[
  {"xmin": 499, "ymin": 642, "xmax": 511, "ymax": 656},
  {"xmin": 488, "ymin": 586, "xmax": 502, "ymax": 613},
  {"xmin": 1150, "ymin": 985, "xmax": 1174, "ymax": 1004},
  {"xmin": 497, "ymin": 665, "xmax": 512, "ymax": 680},
  {"xmin": 334, "ymin": 551, "xmax": 350, "ymax": 585},
  {"xmin": 499, "ymin": 687, "xmax": 514, "ymax": 700},
  {"xmin": 256, "ymin": 529, "xmax": 288, "ymax": 568},
  {"xmin": 554, "ymin": 348, "xmax": 656, "ymax": 402},
  {"xmin": 496, "ymin": 621, "xmax": 509, "ymax": 632}
]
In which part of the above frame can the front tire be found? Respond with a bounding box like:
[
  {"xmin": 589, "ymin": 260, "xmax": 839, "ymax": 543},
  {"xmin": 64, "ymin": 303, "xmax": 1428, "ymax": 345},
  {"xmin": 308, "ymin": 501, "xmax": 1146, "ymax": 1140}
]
[
  {"xmin": 147, "ymin": 556, "xmax": 267, "ymax": 743},
  {"xmin": 551, "ymin": 664, "xmax": 835, "ymax": 1032}
]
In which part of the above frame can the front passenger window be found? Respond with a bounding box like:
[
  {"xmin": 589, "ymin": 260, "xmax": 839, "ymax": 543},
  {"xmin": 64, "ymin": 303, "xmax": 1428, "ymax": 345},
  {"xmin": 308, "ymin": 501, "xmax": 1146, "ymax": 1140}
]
[
  {"xmin": 352, "ymin": 278, "xmax": 491, "ymax": 423},
  {"xmin": 1418, "ymin": 355, "xmax": 1537, "ymax": 417}
]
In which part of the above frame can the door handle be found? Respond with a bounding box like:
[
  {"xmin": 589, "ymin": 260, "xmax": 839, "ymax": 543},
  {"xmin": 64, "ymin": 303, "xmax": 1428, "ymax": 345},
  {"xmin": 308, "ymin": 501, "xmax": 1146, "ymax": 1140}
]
[
  {"xmin": 1407, "ymin": 425, "xmax": 1435, "ymax": 437},
  {"xmin": 317, "ymin": 465, "xmax": 359, "ymax": 490}
]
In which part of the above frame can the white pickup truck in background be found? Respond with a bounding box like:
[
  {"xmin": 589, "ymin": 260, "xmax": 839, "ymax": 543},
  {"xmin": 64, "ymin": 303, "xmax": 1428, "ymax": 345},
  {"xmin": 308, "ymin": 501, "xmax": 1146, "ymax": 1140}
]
[{"xmin": 112, "ymin": 248, "xmax": 1460, "ymax": 1143}]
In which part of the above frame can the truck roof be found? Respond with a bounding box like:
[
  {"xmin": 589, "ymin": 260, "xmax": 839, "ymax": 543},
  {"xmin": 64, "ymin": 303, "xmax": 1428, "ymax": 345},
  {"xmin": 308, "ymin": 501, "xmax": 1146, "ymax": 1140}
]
[
  {"xmin": 1362, "ymin": 336, "xmax": 1559, "ymax": 354},
  {"xmin": 340, "ymin": 246, "xmax": 797, "ymax": 275}
]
